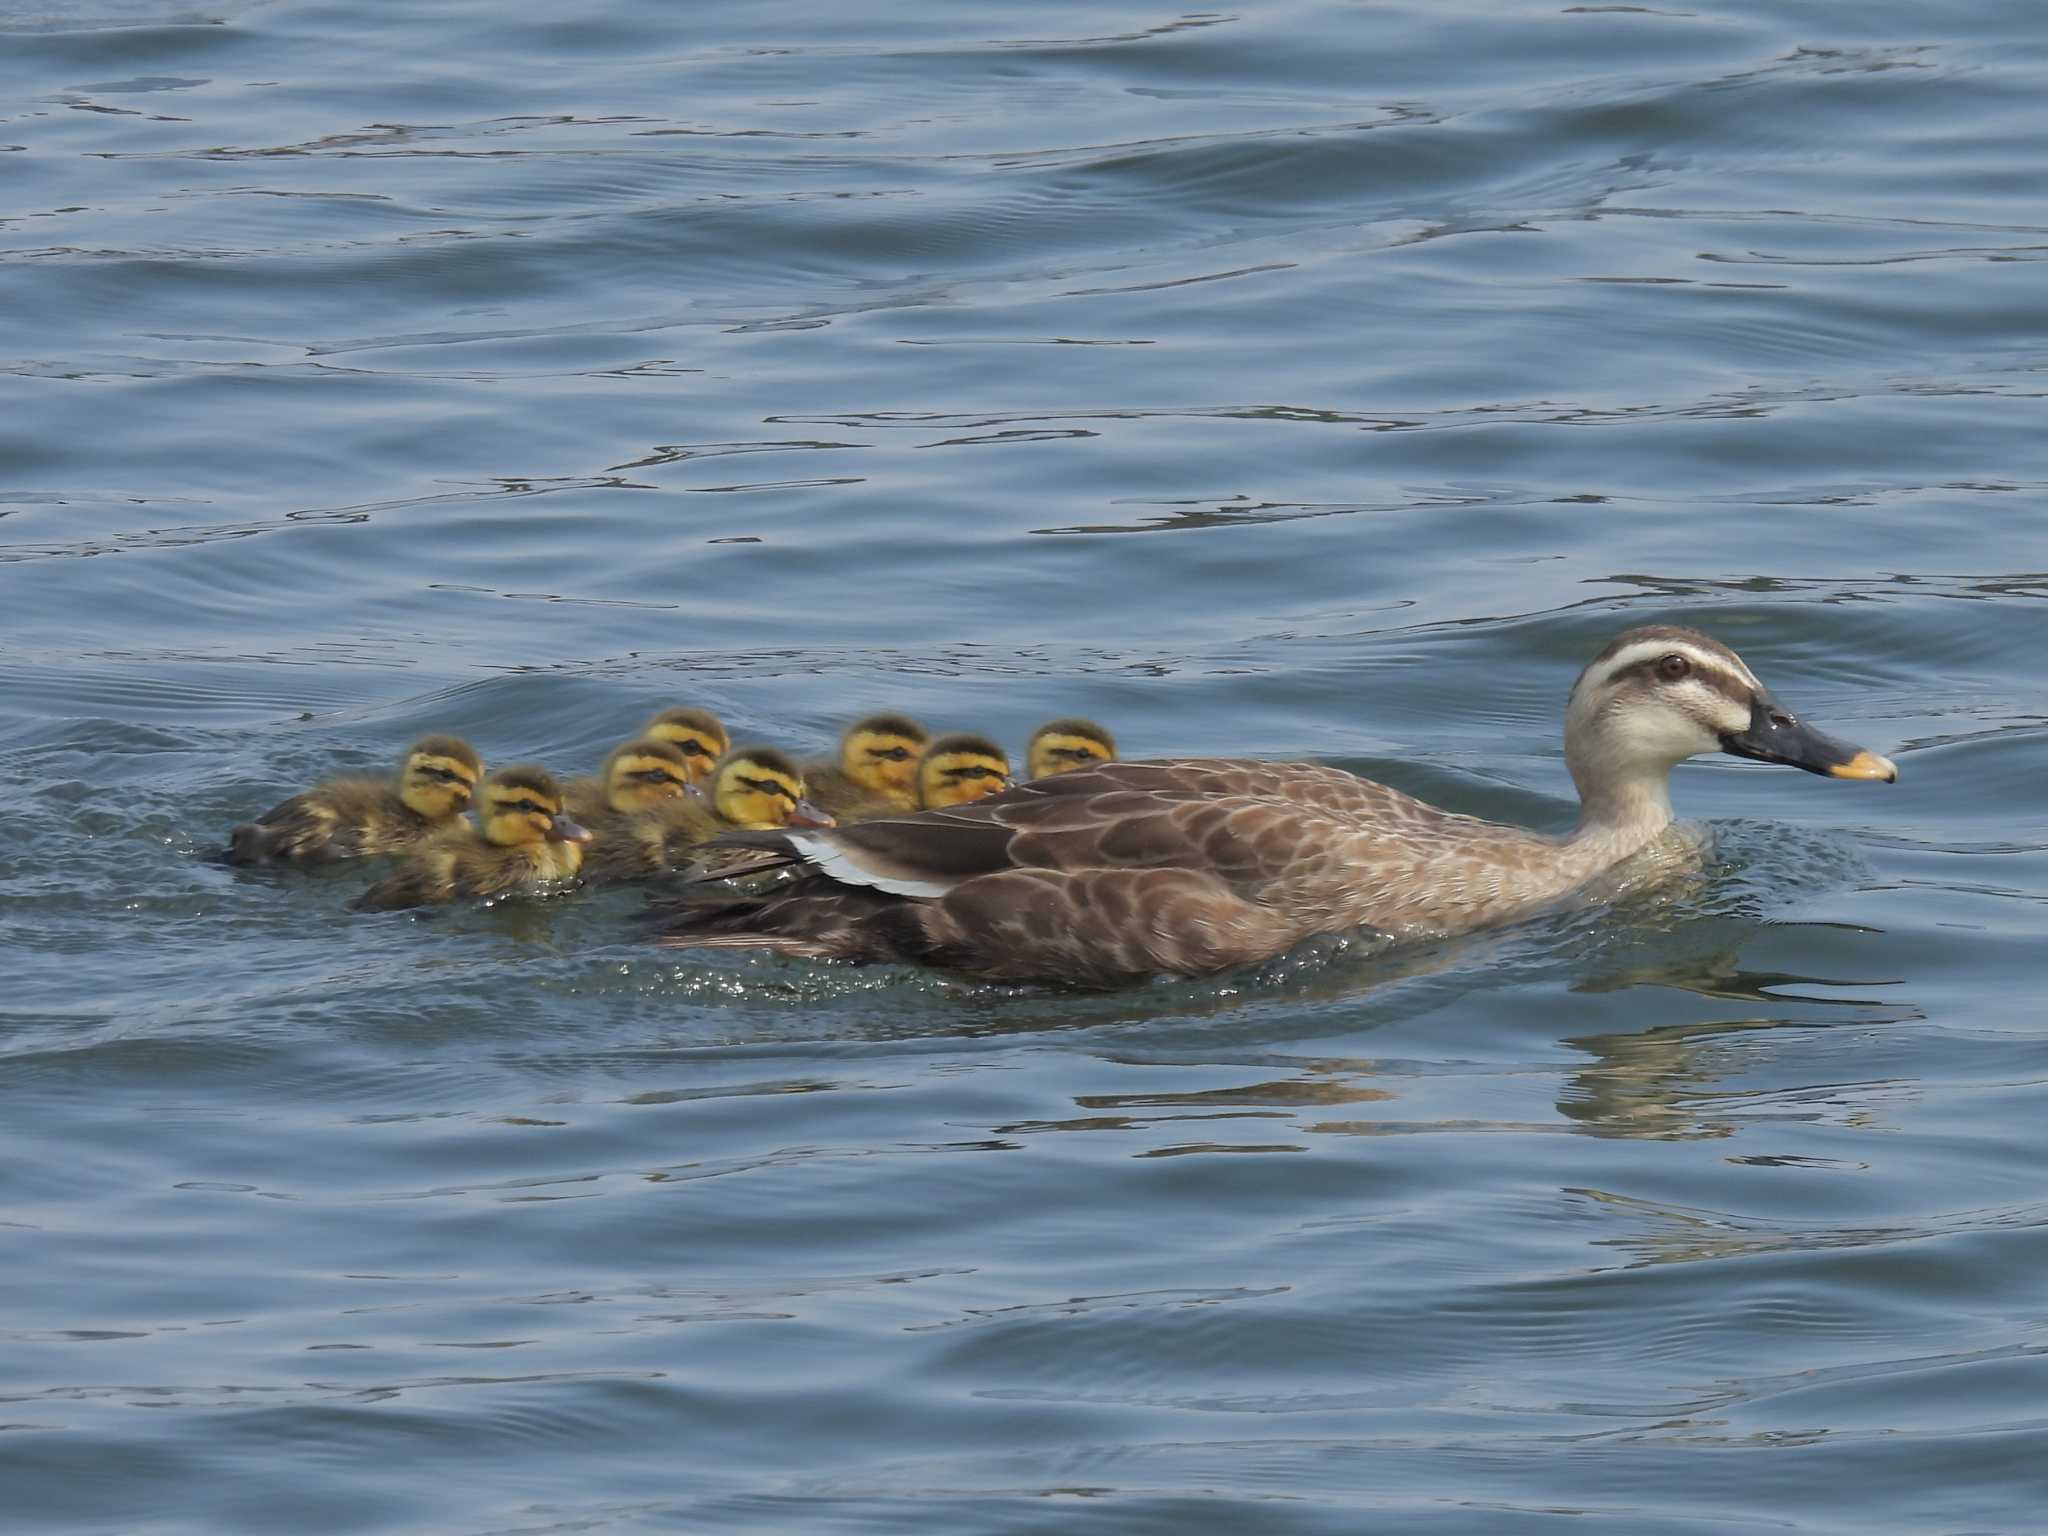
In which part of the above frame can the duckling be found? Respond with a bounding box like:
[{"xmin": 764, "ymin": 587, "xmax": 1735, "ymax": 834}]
[
  {"xmin": 225, "ymin": 736, "xmax": 482, "ymax": 866},
  {"xmin": 566, "ymin": 707, "xmax": 728, "ymax": 814},
  {"xmin": 651, "ymin": 625, "xmax": 1899, "ymax": 987},
  {"xmin": 352, "ymin": 765, "xmax": 591, "ymax": 911},
  {"xmin": 642, "ymin": 706, "xmax": 729, "ymax": 786},
  {"xmin": 1026, "ymin": 718, "xmax": 1117, "ymax": 780},
  {"xmin": 568, "ymin": 737, "xmax": 700, "ymax": 882},
  {"xmin": 917, "ymin": 732, "xmax": 1014, "ymax": 808},
  {"xmin": 804, "ymin": 712, "xmax": 930, "ymax": 821},
  {"xmin": 661, "ymin": 745, "xmax": 835, "ymax": 862}
]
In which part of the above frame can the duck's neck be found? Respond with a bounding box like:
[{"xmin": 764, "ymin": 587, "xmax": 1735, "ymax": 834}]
[{"xmin": 1560, "ymin": 763, "xmax": 1677, "ymax": 877}]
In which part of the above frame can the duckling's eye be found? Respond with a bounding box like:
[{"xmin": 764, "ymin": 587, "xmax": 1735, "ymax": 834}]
[
  {"xmin": 1657, "ymin": 653, "xmax": 1692, "ymax": 682},
  {"xmin": 677, "ymin": 740, "xmax": 712, "ymax": 758},
  {"xmin": 739, "ymin": 776, "xmax": 796, "ymax": 801},
  {"xmin": 951, "ymin": 765, "xmax": 999, "ymax": 780},
  {"xmin": 638, "ymin": 769, "xmax": 680, "ymax": 784}
]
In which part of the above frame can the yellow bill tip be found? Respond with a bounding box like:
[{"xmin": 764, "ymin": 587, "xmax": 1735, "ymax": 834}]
[{"xmin": 1829, "ymin": 749, "xmax": 1897, "ymax": 783}]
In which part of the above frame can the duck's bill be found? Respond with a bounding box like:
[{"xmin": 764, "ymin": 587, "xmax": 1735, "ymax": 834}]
[
  {"xmin": 548, "ymin": 814, "xmax": 594, "ymax": 843},
  {"xmin": 788, "ymin": 797, "xmax": 837, "ymax": 829},
  {"xmin": 1720, "ymin": 695, "xmax": 1898, "ymax": 783}
]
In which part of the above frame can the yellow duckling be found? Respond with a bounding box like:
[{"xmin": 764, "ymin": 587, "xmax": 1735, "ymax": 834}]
[
  {"xmin": 226, "ymin": 735, "xmax": 483, "ymax": 865},
  {"xmin": 804, "ymin": 712, "xmax": 930, "ymax": 822},
  {"xmin": 570, "ymin": 737, "xmax": 698, "ymax": 883},
  {"xmin": 1026, "ymin": 718, "xmax": 1117, "ymax": 780},
  {"xmin": 352, "ymin": 766, "xmax": 591, "ymax": 910},
  {"xmin": 653, "ymin": 745, "xmax": 837, "ymax": 872},
  {"xmin": 568, "ymin": 708, "xmax": 728, "ymax": 817},
  {"xmin": 642, "ymin": 706, "xmax": 729, "ymax": 786},
  {"xmin": 918, "ymin": 732, "xmax": 1014, "ymax": 808}
]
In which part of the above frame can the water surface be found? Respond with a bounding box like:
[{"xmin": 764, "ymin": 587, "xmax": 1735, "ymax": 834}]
[{"xmin": 4, "ymin": 1, "xmax": 2048, "ymax": 1531}]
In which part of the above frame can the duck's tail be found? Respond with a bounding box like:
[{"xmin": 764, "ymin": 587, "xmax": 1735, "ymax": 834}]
[{"xmin": 638, "ymin": 863, "xmax": 929, "ymax": 965}]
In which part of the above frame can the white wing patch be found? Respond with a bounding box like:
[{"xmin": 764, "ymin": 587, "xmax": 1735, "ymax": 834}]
[{"xmin": 789, "ymin": 833, "xmax": 957, "ymax": 899}]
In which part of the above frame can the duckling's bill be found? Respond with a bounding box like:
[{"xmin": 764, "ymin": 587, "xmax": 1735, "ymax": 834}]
[
  {"xmin": 548, "ymin": 813, "xmax": 594, "ymax": 844},
  {"xmin": 1719, "ymin": 692, "xmax": 1898, "ymax": 783}
]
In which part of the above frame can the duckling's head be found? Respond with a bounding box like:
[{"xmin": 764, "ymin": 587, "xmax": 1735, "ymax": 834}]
[
  {"xmin": 838, "ymin": 712, "xmax": 929, "ymax": 798},
  {"xmin": 1565, "ymin": 626, "xmax": 1897, "ymax": 819},
  {"xmin": 398, "ymin": 736, "xmax": 484, "ymax": 820},
  {"xmin": 1027, "ymin": 718, "xmax": 1117, "ymax": 780},
  {"xmin": 600, "ymin": 737, "xmax": 695, "ymax": 814},
  {"xmin": 478, "ymin": 766, "xmax": 592, "ymax": 848},
  {"xmin": 710, "ymin": 746, "xmax": 836, "ymax": 830},
  {"xmin": 643, "ymin": 707, "xmax": 729, "ymax": 785},
  {"xmin": 918, "ymin": 732, "xmax": 1014, "ymax": 808}
]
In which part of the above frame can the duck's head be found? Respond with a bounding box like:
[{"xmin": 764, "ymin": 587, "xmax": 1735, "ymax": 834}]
[
  {"xmin": 1027, "ymin": 717, "xmax": 1116, "ymax": 780},
  {"xmin": 1564, "ymin": 626, "xmax": 1897, "ymax": 819},
  {"xmin": 398, "ymin": 735, "xmax": 484, "ymax": 820},
  {"xmin": 709, "ymin": 746, "xmax": 836, "ymax": 830},
  {"xmin": 837, "ymin": 712, "xmax": 929, "ymax": 799},
  {"xmin": 642, "ymin": 706, "xmax": 728, "ymax": 786},
  {"xmin": 918, "ymin": 732, "xmax": 1014, "ymax": 808},
  {"xmin": 478, "ymin": 766, "xmax": 592, "ymax": 848},
  {"xmin": 600, "ymin": 737, "xmax": 695, "ymax": 814}
]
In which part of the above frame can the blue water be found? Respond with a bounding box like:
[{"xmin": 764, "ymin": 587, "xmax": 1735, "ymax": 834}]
[{"xmin": 5, "ymin": 1, "xmax": 2048, "ymax": 1530}]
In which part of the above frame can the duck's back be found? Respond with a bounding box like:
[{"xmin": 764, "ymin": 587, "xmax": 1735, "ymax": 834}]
[
  {"xmin": 656, "ymin": 757, "xmax": 1562, "ymax": 983},
  {"xmin": 802, "ymin": 761, "xmax": 909, "ymax": 823},
  {"xmin": 228, "ymin": 776, "xmax": 421, "ymax": 864}
]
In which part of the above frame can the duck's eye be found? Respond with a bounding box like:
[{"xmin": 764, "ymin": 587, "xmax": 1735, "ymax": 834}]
[
  {"xmin": 677, "ymin": 740, "xmax": 711, "ymax": 758},
  {"xmin": 871, "ymin": 745, "xmax": 912, "ymax": 762},
  {"xmin": 1657, "ymin": 653, "xmax": 1692, "ymax": 682},
  {"xmin": 739, "ymin": 776, "xmax": 796, "ymax": 801},
  {"xmin": 638, "ymin": 769, "xmax": 679, "ymax": 783}
]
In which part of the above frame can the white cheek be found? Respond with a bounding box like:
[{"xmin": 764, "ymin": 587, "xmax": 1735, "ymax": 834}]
[
  {"xmin": 1680, "ymin": 681, "xmax": 1752, "ymax": 738},
  {"xmin": 1613, "ymin": 698, "xmax": 1724, "ymax": 761}
]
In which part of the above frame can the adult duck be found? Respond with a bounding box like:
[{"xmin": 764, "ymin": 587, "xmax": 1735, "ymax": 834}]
[{"xmin": 647, "ymin": 627, "xmax": 1897, "ymax": 987}]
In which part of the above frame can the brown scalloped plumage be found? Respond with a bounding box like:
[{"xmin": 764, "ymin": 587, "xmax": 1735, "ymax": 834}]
[
  {"xmin": 644, "ymin": 625, "xmax": 1901, "ymax": 987},
  {"xmin": 648, "ymin": 757, "xmax": 1571, "ymax": 986}
]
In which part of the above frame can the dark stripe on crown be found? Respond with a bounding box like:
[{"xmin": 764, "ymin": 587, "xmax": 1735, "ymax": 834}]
[
  {"xmin": 925, "ymin": 732, "xmax": 1009, "ymax": 765},
  {"xmin": 1579, "ymin": 624, "xmax": 1744, "ymax": 675},
  {"xmin": 844, "ymin": 712, "xmax": 928, "ymax": 746},
  {"xmin": 489, "ymin": 764, "xmax": 563, "ymax": 800},
  {"xmin": 1029, "ymin": 717, "xmax": 1116, "ymax": 752},
  {"xmin": 408, "ymin": 735, "xmax": 482, "ymax": 773},
  {"xmin": 645, "ymin": 706, "xmax": 727, "ymax": 740},
  {"xmin": 605, "ymin": 737, "xmax": 693, "ymax": 773},
  {"xmin": 719, "ymin": 744, "xmax": 802, "ymax": 779}
]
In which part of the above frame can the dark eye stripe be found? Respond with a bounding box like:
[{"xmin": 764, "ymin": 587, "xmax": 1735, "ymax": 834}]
[{"xmin": 738, "ymin": 776, "xmax": 797, "ymax": 801}]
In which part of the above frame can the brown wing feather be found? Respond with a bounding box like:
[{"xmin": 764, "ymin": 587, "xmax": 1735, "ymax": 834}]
[
  {"xmin": 228, "ymin": 778, "xmax": 427, "ymax": 864},
  {"xmin": 655, "ymin": 757, "xmax": 1547, "ymax": 985},
  {"xmin": 720, "ymin": 758, "xmax": 1451, "ymax": 897},
  {"xmin": 803, "ymin": 762, "xmax": 907, "ymax": 823},
  {"xmin": 352, "ymin": 841, "xmax": 464, "ymax": 910}
]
